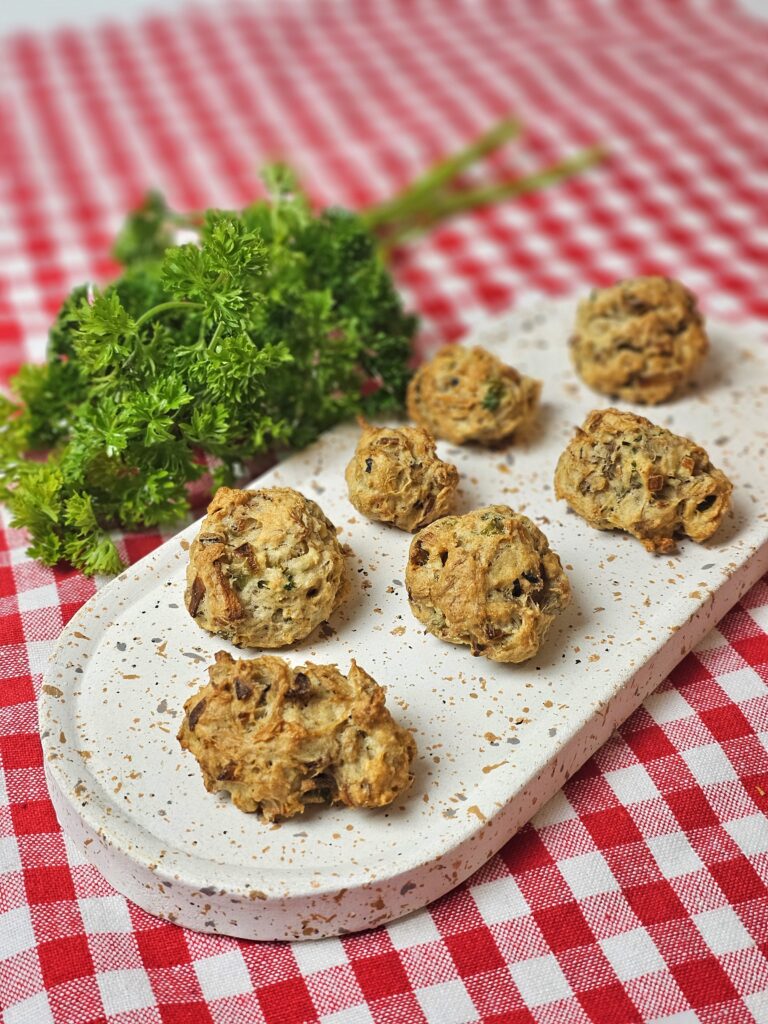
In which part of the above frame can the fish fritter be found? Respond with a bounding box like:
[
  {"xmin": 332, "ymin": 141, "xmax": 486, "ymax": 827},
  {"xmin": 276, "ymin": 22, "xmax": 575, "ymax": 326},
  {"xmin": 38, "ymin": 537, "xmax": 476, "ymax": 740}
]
[
  {"xmin": 185, "ymin": 487, "xmax": 346, "ymax": 648},
  {"xmin": 345, "ymin": 421, "xmax": 459, "ymax": 532},
  {"xmin": 554, "ymin": 408, "xmax": 733, "ymax": 553},
  {"xmin": 178, "ymin": 651, "xmax": 416, "ymax": 821},
  {"xmin": 570, "ymin": 277, "xmax": 709, "ymax": 404},
  {"xmin": 405, "ymin": 506, "xmax": 571, "ymax": 663},
  {"xmin": 406, "ymin": 345, "xmax": 541, "ymax": 445}
]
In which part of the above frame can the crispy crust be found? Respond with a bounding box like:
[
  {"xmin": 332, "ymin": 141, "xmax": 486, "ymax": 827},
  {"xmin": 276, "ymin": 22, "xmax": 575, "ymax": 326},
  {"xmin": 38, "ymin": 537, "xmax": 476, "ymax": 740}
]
[
  {"xmin": 184, "ymin": 487, "xmax": 346, "ymax": 648},
  {"xmin": 570, "ymin": 276, "xmax": 709, "ymax": 404},
  {"xmin": 554, "ymin": 408, "xmax": 733, "ymax": 553},
  {"xmin": 406, "ymin": 345, "xmax": 541, "ymax": 445},
  {"xmin": 405, "ymin": 506, "xmax": 571, "ymax": 663},
  {"xmin": 177, "ymin": 651, "xmax": 416, "ymax": 821},
  {"xmin": 345, "ymin": 421, "xmax": 459, "ymax": 532}
]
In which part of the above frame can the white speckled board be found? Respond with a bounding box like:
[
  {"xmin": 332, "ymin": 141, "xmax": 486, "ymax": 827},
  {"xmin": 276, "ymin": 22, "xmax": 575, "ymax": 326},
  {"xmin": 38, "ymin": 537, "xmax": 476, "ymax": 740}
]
[{"xmin": 40, "ymin": 299, "xmax": 768, "ymax": 940}]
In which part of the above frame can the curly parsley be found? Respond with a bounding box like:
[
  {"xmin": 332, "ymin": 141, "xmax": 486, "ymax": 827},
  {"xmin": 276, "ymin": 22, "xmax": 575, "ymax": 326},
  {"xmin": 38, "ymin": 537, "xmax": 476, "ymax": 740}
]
[
  {"xmin": 0, "ymin": 169, "xmax": 415, "ymax": 574},
  {"xmin": 1, "ymin": 129, "xmax": 603, "ymax": 575}
]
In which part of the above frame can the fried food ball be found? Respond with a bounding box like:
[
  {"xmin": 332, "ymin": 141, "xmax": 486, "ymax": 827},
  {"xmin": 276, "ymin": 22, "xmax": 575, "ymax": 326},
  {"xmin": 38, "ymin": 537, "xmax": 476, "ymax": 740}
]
[
  {"xmin": 177, "ymin": 651, "xmax": 416, "ymax": 821},
  {"xmin": 344, "ymin": 421, "xmax": 459, "ymax": 532},
  {"xmin": 570, "ymin": 276, "xmax": 709, "ymax": 404},
  {"xmin": 184, "ymin": 487, "xmax": 346, "ymax": 648},
  {"xmin": 406, "ymin": 345, "xmax": 541, "ymax": 445},
  {"xmin": 554, "ymin": 408, "xmax": 733, "ymax": 553},
  {"xmin": 405, "ymin": 506, "xmax": 571, "ymax": 663}
]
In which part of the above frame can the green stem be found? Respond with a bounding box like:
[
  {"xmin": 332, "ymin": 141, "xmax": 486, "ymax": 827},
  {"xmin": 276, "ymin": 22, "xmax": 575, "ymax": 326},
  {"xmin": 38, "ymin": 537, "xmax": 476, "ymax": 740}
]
[
  {"xmin": 361, "ymin": 117, "xmax": 521, "ymax": 232},
  {"xmin": 379, "ymin": 145, "xmax": 606, "ymax": 248},
  {"xmin": 134, "ymin": 300, "xmax": 203, "ymax": 330},
  {"xmin": 209, "ymin": 320, "xmax": 224, "ymax": 347}
]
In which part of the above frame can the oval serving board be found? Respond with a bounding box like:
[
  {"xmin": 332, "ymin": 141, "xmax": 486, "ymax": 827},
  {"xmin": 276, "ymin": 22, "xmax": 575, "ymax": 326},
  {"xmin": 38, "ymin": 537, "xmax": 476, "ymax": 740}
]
[{"xmin": 40, "ymin": 299, "xmax": 768, "ymax": 940}]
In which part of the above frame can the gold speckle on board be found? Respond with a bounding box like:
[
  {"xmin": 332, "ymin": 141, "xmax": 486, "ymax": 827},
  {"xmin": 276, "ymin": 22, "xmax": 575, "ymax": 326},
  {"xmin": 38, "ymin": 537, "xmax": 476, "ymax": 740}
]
[
  {"xmin": 467, "ymin": 805, "xmax": 486, "ymax": 822},
  {"xmin": 43, "ymin": 685, "xmax": 63, "ymax": 698}
]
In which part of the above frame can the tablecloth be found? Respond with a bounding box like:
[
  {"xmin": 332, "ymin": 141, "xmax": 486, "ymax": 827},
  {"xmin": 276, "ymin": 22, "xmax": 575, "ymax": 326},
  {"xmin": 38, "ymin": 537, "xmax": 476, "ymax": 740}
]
[{"xmin": 1, "ymin": 1, "xmax": 768, "ymax": 1021}]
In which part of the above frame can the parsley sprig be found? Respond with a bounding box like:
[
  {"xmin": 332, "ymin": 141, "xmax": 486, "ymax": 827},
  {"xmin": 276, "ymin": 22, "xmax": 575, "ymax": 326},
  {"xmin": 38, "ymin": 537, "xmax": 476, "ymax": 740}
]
[{"xmin": 1, "ymin": 126, "xmax": 602, "ymax": 575}]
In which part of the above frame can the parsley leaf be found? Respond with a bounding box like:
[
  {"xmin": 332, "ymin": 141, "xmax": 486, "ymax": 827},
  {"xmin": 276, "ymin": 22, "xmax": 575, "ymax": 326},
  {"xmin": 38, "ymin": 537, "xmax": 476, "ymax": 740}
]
[
  {"xmin": 482, "ymin": 380, "xmax": 505, "ymax": 411},
  {"xmin": 0, "ymin": 169, "xmax": 416, "ymax": 574},
  {"xmin": 1, "ymin": 131, "xmax": 603, "ymax": 576}
]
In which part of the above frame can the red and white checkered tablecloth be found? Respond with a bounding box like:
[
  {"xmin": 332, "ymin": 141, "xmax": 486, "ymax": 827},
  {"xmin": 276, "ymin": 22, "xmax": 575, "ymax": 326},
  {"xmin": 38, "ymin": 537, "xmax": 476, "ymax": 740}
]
[{"xmin": 2, "ymin": 1, "xmax": 768, "ymax": 1021}]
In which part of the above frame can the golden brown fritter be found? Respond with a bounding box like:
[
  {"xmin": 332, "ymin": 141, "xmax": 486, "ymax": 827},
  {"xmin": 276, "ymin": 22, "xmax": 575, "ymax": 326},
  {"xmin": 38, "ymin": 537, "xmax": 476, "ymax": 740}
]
[
  {"xmin": 570, "ymin": 277, "xmax": 709, "ymax": 404},
  {"xmin": 406, "ymin": 345, "xmax": 541, "ymax": 445},
  {"xmin": 177, "ymin": 651, "xmax": 416, "ymax": 821},
  {"xmin": 554, "ymin": 408, "xmax": 733, "ymax": 553},
  {"xmin": 405, "ymin": 506, "xmax": 571, "ymax": 663},
  {"xmin": 184, "ymin": 487, "xmax": 346, "ymax": 648},
  {"xmin": 345, "ymin": 421, "xmax": 459, "ymax": 532}
]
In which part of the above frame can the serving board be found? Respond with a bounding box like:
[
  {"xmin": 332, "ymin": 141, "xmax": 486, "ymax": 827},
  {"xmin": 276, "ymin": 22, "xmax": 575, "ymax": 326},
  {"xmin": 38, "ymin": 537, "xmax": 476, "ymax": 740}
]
[{"xmin": 39, "ymin": 299, "xmax": 768, "ymax": 940}]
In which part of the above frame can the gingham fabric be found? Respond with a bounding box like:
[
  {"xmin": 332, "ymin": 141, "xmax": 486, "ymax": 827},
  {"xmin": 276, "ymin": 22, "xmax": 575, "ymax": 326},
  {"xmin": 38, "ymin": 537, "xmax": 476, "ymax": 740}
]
[{"xmin": 2, "ymin": 1, "xmax": 768, "ymax": 1021}]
